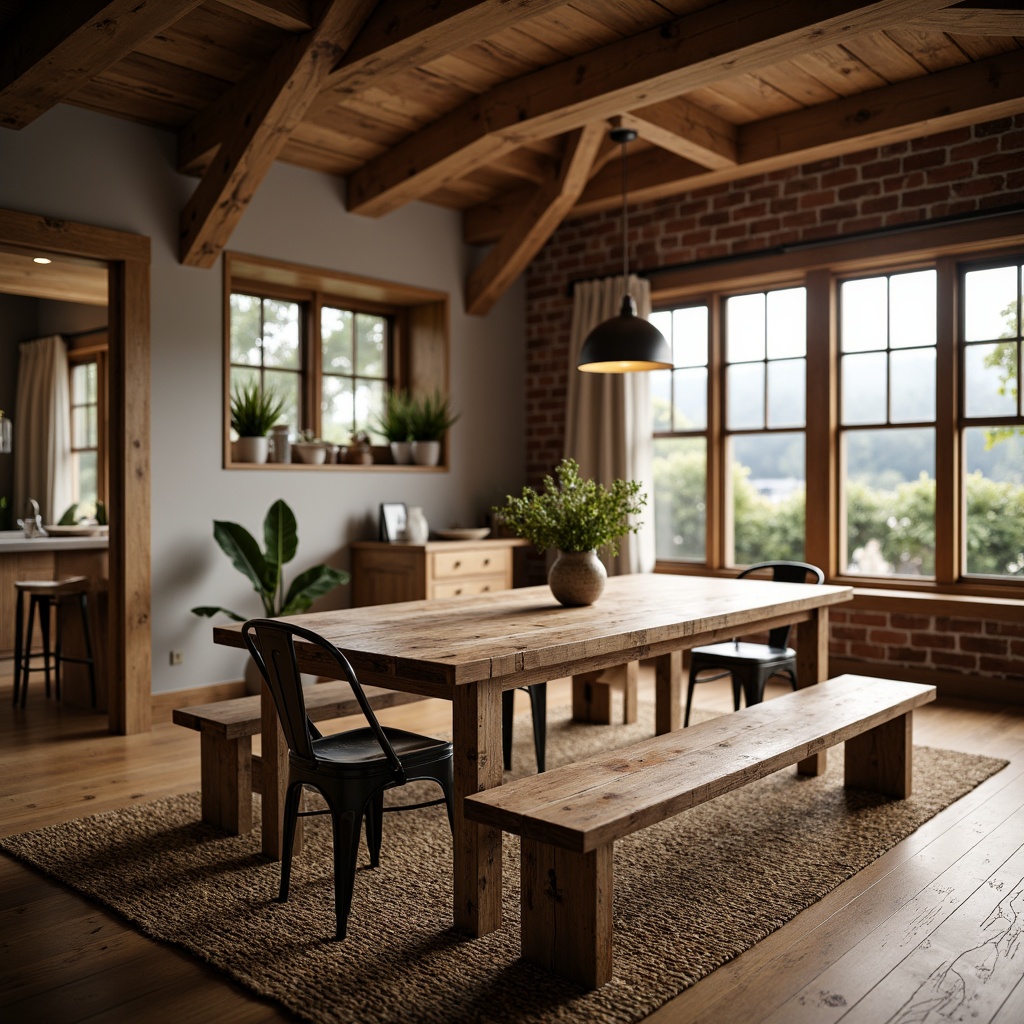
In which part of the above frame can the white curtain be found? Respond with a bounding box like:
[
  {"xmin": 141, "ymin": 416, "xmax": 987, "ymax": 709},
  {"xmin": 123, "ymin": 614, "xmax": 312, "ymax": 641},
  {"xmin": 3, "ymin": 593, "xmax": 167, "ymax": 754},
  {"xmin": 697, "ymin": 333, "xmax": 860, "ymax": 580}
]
[
  {"xmin": 13, "ymin": 335, "xmax": 73, "ymax": 525},
  {"xmin": 564, "ymin": 275, "xmax": 656, "ymax": 575}
]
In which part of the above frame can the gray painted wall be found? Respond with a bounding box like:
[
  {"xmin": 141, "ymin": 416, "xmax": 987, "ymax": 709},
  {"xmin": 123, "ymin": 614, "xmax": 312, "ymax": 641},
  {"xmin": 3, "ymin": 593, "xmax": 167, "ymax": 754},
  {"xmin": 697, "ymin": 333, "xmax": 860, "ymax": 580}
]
[{"xmin": 0, "ymin": 106, "xmax": 526, "ymax": 693}]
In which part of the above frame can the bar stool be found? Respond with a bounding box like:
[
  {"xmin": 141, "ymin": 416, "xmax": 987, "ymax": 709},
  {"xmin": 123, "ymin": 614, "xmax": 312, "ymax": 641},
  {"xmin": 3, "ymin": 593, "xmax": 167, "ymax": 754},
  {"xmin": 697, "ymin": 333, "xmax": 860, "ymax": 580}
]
[{"xmin": 12, "ymin": 577, "xmax": 97, "ymax": 709}]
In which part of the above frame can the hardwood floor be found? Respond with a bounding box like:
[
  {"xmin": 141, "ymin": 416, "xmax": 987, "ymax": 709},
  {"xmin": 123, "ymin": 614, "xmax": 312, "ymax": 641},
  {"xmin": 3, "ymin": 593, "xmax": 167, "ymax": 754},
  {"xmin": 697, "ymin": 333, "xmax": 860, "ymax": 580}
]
[{"xmin": 2, "ymin": 665, "xmax": 1024, "ymax": 1023}]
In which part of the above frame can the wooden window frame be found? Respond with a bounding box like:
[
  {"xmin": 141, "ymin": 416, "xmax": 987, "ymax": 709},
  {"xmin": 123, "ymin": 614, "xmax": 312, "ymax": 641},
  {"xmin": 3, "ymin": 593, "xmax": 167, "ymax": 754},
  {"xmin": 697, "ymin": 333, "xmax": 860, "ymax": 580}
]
[
  {"xmin": 650, "ymin": 213, "xmax": 1024, "ymax": 602},
  {"xmin": 223, "ymin": 252, "xmax": 449, "ymax": 471}
]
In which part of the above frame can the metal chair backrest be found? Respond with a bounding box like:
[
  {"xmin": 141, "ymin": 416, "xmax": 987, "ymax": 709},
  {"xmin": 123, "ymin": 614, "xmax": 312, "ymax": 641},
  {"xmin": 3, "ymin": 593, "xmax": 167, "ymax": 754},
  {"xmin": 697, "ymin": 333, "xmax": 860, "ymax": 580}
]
[
  {"xmin": 242, "ymin": 618, "xmax": 404, "ymax": 779},
  {"xmin": 736, "ymin": 561, "xmax": 825, "ymax": 650}
]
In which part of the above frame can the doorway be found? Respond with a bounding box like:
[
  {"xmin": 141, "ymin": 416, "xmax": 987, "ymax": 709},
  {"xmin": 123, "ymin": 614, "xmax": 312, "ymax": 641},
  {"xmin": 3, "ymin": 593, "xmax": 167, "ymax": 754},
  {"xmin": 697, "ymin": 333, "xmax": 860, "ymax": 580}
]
[{"xmin": 0, "ymin": 207, "xmax": 151, "ymax": 734}]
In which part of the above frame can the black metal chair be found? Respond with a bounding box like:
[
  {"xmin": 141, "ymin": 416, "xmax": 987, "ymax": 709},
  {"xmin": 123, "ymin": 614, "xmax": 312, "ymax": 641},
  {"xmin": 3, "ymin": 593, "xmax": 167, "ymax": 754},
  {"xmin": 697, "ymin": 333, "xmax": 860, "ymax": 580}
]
[
  {"xmin": 502, "ymin": 683, "xmax": 546, "ymax": 773},
  {"xmin": 242, "ymin": 618, "xmax": 455, "ymax": 940},
  {"xmin": 684, "ymin": 561, "xmax": 826, "ymax": 727}
]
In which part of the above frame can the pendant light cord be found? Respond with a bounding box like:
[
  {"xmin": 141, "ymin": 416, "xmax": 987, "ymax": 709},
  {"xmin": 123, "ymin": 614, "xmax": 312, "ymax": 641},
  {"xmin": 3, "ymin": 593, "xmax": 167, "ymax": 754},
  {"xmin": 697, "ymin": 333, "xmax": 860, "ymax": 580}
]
[{"xmin": 621, "ymin": 136, "xmax": 629, "ymax": 293}]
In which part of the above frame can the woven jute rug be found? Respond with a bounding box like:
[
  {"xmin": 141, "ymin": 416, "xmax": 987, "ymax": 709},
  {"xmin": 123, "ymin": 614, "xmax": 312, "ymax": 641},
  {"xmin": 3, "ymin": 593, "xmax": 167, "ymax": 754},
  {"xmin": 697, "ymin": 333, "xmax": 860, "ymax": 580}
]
[{"xmin": 0, "ymin": 702, "xmax": 1007, "ymax": 1024}]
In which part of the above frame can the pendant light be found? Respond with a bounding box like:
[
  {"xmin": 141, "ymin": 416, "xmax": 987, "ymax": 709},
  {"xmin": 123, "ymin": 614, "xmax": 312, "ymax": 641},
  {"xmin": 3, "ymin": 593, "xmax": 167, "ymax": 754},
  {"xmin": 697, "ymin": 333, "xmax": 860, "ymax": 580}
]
[{"xmin": 577, "ymin": 125, "xmax": 672, "ymax": 373}]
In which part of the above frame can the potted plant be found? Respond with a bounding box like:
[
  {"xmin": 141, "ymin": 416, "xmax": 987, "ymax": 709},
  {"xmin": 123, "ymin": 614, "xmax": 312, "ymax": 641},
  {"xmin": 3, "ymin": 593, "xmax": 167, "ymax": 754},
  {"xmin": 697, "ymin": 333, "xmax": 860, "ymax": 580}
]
[
  {"xmin": 192, "ymin": 499, "xmax": 350, "ymax": 691},
  {"xmin": 408, "ymin": 389, "xmax": 460, "ymax": 466},
  {"xmin": 374, "ymin": 390, "xmax": 414, "ymax": 464},
  {"xmin": 230, "ymin": 381, "xmax": 284, "ymax": 463},
  {"xmin": 493, "ymin": 458, "xmax": 646, "ymax": 606}
]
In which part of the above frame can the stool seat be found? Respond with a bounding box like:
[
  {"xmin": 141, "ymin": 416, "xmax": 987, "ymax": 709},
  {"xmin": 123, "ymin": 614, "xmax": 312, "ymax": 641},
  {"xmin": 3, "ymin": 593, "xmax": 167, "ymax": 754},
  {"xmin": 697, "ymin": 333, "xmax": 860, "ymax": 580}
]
[{"xmin": 12, "ymin": 576, "xmax": 96, "ymax": 709}]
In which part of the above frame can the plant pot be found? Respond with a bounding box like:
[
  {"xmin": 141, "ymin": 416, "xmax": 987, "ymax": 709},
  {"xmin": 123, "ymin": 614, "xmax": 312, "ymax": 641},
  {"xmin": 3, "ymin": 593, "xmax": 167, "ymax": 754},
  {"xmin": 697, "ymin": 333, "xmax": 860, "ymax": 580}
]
[
  {"xmin": 293, "ymin": 442, "xmax": 327, "ymax": 464},
  {"xmin": 547, "ymin": 549, "xmax": 607, "ymax": 607},
  {"xmin": 411, "ymin": 440, "xmax": 441, "ymax": 466},
  {"xmin": 235, "ymin": 435, "xmax": 268, "ymax": 463},
  {"xmin": 390, "ymin": 441, "xmax": 412, "ymax": 464}
]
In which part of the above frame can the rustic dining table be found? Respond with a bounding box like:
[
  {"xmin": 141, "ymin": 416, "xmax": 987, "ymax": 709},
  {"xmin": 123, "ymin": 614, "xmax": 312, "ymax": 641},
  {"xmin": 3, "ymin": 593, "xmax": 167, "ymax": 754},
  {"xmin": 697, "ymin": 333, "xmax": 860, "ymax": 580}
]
[{"xmin": 213, "ymin": 571, "xmax": 852, "ymax": 938}]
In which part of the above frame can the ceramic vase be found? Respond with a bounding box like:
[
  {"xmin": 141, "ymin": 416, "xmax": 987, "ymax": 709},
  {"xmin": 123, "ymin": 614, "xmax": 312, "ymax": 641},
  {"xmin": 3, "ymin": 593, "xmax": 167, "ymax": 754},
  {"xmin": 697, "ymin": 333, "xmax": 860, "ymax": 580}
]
[
  {"xmin": 547, "ymin": 549, "xmax": 607, "ymax": 607},
  {"xmin": 405, "ymin": 506, "xmax": 429, "ymax": 543},
  {"xmin": 411, "ymin": 440, "xmax": 441, "ymax": 466},
  {"xmin": 235, "ymin": 435, "xmax": 268, "ymax": 463}
]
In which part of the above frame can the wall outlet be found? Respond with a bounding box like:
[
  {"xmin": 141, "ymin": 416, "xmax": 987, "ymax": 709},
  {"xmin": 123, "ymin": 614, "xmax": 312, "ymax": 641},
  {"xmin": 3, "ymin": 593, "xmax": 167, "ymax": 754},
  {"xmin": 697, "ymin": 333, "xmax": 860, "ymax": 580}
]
[{"xmin": 169, "ymin": 650, "xmax": 184, "ymax": 666}]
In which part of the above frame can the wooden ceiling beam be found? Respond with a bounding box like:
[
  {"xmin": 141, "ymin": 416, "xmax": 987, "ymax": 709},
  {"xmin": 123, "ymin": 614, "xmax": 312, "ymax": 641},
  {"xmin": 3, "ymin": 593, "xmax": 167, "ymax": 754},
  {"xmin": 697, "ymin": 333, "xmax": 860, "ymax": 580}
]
[
  {"xmin": 346, "ymin": 0, "xmax": 959, "ymax": 217},
  {"xmin": 0, "ymin": 0, "xmax": 206, "ymax": 130},
  {"xmin": 465, "ymin": 48, "xmax": 1024, "ymax": 244},
  {"xmin": 214, "ymin": 0, "xmax": 314, "ymax": 33},
  {"xmin": 465, "ymin": 122, "xmax": 604, "ymax": 316},
  {"xmin": 179, "ymin": 0, "xmax": 376, "ymax": 268},
  {"xmin": 617, "ymin": 98, "xmax": 739, "ymax": 170},
  {"xmin": 909, "ymin": 5, "xmax": 1024, "ymax": 35}
]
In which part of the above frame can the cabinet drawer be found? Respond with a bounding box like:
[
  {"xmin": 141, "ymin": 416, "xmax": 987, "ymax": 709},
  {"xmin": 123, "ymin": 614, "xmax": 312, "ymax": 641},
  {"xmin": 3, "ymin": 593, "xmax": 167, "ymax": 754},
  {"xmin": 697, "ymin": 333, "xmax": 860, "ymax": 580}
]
[
  {"xmin": 430, "ymin": 576, "xmax": 506, "ymax": 599},
  {"xmin": 431, "ymin": 548, "xmax": 509, "ymax": 580}
]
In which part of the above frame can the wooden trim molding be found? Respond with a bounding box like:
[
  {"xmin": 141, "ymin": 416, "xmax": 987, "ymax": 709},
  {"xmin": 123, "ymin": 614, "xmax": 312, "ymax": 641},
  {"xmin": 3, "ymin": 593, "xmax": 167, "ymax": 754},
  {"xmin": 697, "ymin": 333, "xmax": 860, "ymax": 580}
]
[{"xmin": 0, "ymin": 207, "xmax": 152, "ymax": 734}]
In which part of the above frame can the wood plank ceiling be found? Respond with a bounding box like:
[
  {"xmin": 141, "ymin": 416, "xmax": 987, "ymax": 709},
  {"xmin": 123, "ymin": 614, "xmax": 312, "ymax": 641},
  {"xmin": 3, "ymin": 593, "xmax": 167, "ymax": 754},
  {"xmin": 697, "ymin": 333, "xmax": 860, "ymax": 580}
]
[{"xmin": 1, "ymin": 0, "xmax": 1023, "ymax": 314}]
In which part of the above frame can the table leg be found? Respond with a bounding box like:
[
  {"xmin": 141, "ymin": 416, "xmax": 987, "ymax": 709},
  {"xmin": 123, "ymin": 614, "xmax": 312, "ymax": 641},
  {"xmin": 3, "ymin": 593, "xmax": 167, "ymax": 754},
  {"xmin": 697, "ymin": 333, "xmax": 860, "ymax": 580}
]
[
  {"xmin": 796, "ymin": 607, "xmax": 830, "ymax": 777},
  {"xmin": 452, "ymin": 681, "xmax": 504, "ymax": 936},
  {"xmin": 260, "ymin": 685, "xmax": 302, "ymax": 859},
  {"xmin": 654, "ymin": 651, "xmax": 682, "ymax": 735}
]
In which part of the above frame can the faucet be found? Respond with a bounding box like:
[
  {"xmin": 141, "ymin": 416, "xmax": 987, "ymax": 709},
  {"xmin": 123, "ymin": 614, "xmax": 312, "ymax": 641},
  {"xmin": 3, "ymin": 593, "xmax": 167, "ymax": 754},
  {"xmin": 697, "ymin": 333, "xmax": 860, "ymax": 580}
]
[{"xmin": 16, "ymin": 499, "xmax": 47, "ymax": 538}]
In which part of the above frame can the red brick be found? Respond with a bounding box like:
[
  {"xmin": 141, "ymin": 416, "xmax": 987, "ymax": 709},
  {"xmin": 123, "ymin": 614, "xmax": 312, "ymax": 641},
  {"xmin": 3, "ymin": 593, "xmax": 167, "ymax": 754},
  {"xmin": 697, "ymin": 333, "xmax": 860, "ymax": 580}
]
[
  {"xmin": 799, "ymin": 191, "xmax": 837, "ymax": 210},
  {"xmin": 960, "ymin": 635, "xmax": 1008, "ymax": 655},
  {"xmin": 931, "ymin": 651, "xmax": 979, "ymax": 670},
  {"xmin": 891, "ymin": 614, "xmax": 931, "ymax": 630},
  {"xmin": 936, "ymin": 617, "xmax": 983, "ymax": 633},
  {"xmin": 910, "ymin": 631, "xmax": 956, "ymax": 650},
  {"xmin": 889, "ymin": 647, "xmax": 929, "ymax": 664},
  {"xmin": 834, "ymin": 625, "xmax": 867, "ymax": 641},
  {"xmin": 869, "ymin": 629, "xmax": 910, "ymax": 645},
  {"xmin": 846, "ymin": 644, "xmax": 888, "ymax": 660},
  {"xmin": 986, "ymin": 620, "xmax": 1024, "ymax": 636},
  {"xmin": 979, "ymin": 657, "xmax": 1024, "ymax": 677},
  {"xmin": 848, "ymin": 611, "xmax": 888, "ymax": 626}
]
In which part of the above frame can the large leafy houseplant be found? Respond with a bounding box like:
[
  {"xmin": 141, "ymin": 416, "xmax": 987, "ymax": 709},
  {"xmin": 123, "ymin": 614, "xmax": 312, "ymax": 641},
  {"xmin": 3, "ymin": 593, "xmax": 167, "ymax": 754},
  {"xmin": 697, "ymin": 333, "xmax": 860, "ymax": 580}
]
[
  {"xmin": 494, "ymin": 458, "xmax": 646, "ymax": 556},
  {"xmin": 192, "ymin": 499, "xmax": 349, "ymax": 621}
]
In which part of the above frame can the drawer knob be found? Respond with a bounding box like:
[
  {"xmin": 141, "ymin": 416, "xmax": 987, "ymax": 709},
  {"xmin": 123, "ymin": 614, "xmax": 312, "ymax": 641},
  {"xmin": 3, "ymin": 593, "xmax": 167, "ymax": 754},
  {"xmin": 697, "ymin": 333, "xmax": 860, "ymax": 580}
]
[
  {"xmin": 482, "ymin": 585, "xmax": 490, "ymax": 591},
  {"xmin": 453, "ymin": 560, "xmax": 461, "ymax": 568},
  {"xmin": 455, "ymin": 588, "xmax": 462, "ymax": 595},
  {"xmin": 483, "ymin": 558, "xmax": 490, "ymax": 566}
]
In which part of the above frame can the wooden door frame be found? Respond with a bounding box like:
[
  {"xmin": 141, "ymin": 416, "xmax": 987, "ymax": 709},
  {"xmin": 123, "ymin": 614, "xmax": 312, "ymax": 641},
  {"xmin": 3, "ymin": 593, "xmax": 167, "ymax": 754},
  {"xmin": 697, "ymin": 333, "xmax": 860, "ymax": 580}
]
[{"xmin": 0, "ymin": 207, "xmax": 151, "ymax": 734}]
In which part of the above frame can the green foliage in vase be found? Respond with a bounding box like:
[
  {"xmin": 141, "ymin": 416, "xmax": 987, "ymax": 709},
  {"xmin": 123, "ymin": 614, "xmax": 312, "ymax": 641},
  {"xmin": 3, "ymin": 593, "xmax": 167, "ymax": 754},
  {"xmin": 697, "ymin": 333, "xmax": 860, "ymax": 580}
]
[
  {"xmin": 191, "ymin": 499, "xmax": 349, "ymax": 621},
  {"xmin": 407, "ymin": 390, "xmax": 460, "ymax": 441},
  {"xmin": 230, "ymin": 381, "xmax": 284, "ymax": 437},
  {"xmin": 373, "ymin": 390, "xmax": 414, "ymax": 442},
  {"xmin": 494, "ymin": 458, "xmax": 646, "ymax": 556}
]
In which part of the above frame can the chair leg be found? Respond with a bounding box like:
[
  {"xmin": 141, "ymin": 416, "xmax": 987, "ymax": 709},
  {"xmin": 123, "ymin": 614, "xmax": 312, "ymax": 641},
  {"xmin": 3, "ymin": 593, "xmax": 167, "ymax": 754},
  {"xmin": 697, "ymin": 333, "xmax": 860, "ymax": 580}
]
[
  {"xmin": 54, "ymin": 596, "xmax": 63, "ymax": 701},
  {"xmin": 25, "ymin": 596, "xmax": 40, "ymax": 702},
  {"xmin": 36, "ymin": 596, "xmax": 52, "ymax": 699},
  {"xmin": 684, "ymin": 668, "xmax": 698, "ymax": 727},
  {"xmin": 331, "ymin": 806, "xmax": 363, "ymax": 940},
  {"xmin": 526, "ymin": 683, "xmax": 547, "ymax": 773},
  {"xmin": 730, "ymin": 676, "xmax": 743, "ymax": 711},
  {"xmin": 501, "ymin": 688, "xmax": 516, "ymax": 770},
  {"xmin": 364, "ymin": 791, "xmax": 384, "ymax": 868},
  {"xmin": 278, "ymin": 782, "xmax": 303, "ymax": 903},
  {"xmin": 79, "ymin": 592, "xmax": 97, "ymax": 707},
  {"xmin": 13, "ymin": 589, "xmax": 24, "ymax": 707}
]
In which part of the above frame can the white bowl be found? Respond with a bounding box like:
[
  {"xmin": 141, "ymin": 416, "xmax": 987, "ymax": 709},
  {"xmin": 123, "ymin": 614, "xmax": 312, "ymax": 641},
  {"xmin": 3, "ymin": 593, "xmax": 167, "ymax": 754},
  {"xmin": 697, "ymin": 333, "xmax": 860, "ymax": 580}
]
[{"xmin": 294, "ymin": 443, "xmax": 327, "ymax": 465}]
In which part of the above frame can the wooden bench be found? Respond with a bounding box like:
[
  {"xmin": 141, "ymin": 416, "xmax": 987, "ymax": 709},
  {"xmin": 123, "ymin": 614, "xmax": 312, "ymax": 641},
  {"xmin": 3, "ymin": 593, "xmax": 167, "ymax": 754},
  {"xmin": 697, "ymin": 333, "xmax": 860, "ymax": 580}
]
[
  {"xmin": 173, "ymin": 680, "xmax": 427, "ymax": 835},
  {"xmin": 464, "ymin": 673, "xmax": 936, "ymax": 989}
]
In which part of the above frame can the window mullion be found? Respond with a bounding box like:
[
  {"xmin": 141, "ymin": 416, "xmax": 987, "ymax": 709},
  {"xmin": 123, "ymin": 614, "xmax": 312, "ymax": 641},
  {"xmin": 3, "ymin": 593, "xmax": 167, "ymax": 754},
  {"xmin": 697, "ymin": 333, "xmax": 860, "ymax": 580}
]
[
  {"xmin": 707, "ymin": 297, "xmax": 725, "ymax": 569},
  {"xmin": 934, "ymin": 256, "xmax": 959, "ymax": 585},
  {"xmin": 805, "ymin": 270, "xmax": 836, "ymax": 578}
]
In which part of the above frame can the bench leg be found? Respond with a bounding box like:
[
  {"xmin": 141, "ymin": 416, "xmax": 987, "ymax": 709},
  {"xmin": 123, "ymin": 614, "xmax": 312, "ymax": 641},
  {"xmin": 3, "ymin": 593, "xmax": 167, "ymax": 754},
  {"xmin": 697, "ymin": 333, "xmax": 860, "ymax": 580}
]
[
  {"xmin": 521, "ymin": 838, "xmax": 613, "ymax": 989},
  {"xmin": 200, "ymin": 732, "xmax": 252, "ymax": 834},
  {"xmin": 844, "ymin": 711, "xmax": 913, "ymax": 798},
  {"xmin": 795, "ymin": 609, "xmax": 829, "ymax": 777}
]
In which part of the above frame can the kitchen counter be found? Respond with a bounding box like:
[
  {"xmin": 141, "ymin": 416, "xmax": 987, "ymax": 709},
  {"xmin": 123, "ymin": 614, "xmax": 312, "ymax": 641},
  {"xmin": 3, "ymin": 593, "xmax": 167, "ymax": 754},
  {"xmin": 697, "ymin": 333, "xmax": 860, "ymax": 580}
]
[{"xmin": 0, "ymin": 529, "xmax": 109, "ymax": 554}]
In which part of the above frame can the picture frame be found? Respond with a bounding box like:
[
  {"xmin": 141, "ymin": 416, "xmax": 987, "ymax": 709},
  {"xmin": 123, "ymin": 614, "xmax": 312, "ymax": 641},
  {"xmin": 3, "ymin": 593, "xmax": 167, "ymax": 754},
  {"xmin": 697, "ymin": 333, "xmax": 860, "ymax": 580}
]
[{"xmin": 379, "ymin": 502, "xmax": 407, "ymax": 542}]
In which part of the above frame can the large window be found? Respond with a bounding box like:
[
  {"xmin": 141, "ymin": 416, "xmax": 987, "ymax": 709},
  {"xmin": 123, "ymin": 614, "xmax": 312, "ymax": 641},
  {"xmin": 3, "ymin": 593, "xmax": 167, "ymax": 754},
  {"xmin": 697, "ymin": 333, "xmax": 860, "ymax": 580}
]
[
  {"xmin": 223, "ymin": 253, "xmax": 448, "ymax": 469},
  {"xmin": 649, "ymin": 234, "xmax": 1024, "ymax": 593}
]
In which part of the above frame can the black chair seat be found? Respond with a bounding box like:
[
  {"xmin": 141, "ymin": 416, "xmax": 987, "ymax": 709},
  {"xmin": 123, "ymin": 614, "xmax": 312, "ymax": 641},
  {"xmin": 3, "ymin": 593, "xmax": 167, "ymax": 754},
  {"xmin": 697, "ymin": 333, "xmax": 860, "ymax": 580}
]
[
  {"xmin": 243, "ymin": 618, "xmax": 455, "ymax": 941},
  {"xmin": 684, "ymin": 561, "xmax": 824, "ymax": 727}
]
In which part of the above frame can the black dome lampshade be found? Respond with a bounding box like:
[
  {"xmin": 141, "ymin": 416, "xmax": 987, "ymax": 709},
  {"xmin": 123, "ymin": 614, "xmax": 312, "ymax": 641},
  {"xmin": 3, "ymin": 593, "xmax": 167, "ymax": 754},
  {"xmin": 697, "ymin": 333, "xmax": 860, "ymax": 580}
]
[{"xmin": 577, "ymin": 126, "xmax": 672, "ymax": 373}]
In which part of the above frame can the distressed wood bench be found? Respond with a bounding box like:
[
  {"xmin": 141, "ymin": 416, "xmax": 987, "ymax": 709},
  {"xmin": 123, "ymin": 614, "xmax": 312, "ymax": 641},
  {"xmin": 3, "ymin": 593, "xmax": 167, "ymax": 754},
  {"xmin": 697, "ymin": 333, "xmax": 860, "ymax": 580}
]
[
  {"xmin": 464, "ymin": 673, "xmax": 936, "ymax": 989},
  {"xmin": 173, "ymin": 680, "xmax": 427, "ymax": 835}
]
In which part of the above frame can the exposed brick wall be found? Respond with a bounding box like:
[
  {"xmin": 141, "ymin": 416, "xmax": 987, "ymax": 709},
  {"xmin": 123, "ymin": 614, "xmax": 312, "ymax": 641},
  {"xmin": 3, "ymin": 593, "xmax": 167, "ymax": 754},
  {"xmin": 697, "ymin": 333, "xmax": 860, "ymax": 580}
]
[{"xmin": 523, "ymin": 114, "xmax": 1024, "ymax": 693}]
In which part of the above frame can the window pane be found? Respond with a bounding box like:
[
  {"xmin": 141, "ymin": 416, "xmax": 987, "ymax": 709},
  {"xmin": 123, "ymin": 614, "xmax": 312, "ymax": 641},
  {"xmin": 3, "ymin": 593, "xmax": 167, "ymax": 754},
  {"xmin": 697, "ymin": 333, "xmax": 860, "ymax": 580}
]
[
  {"xmin": 841, "ymin": 277, "xmax": 887, "ymax": 352},
  {"xmin": 730, "ymin": 432, "xmax": 805, "ymax": 565},
  {"xmin": 264, "ymin": 369, "xmax": 300, "ymax": 432},
  {"xmin": 322, "ymin": 307, "xmax": 353, "ymax": 374},
  {"xmin": 649, "ymin": 309, "xmax": 672, "ymax": 346},
  {"xmin": 965, "ymin": 342, "xmax": 1018, "ymax": 417},
  {"xmin": 726, "ymin": 362, "xmax": 765, "ymax": 430},
  {"xmin": 262, "ymin": 300, "xmax": 300, "ymax": 369},
  {"xmin": 651, "ymin": 369, "xmax": 671, "ymax": 432},
  {"xmin": 889, "ymin": 270, "xmax": 936, "ymax": 349},
  {"xmin": 322, "ymin": 376, "xmax": 353, "ymax": 444},
  {"xmin": 766, "ymin": 358, "xmax": 805, "ymax": 429},
  {"xmin": 766, "ymin": 287, "xmax": 806, "ymax": 359},
  {"xmin": 842, "ymin": 351, "xmax": 887, "ymax": 424},
  {"xmin": 652, "ymin": 436, "xmax": 706, "ymax": 561},
  {"xmin": 890, "ymin": 348, "xmax": 936, "ymax": 422},
  {"xmin": 964, "ymin": 427, "xmax": 1024, "ymax": 577},
  {"xmin": 844, "ymin": 427, "xmax": 935, "ymax": 576},
  {"xmin": 356, "ymin": 379, "xmax": 387, "ymax": 439},
  {"xmin": 726, "ymin": 292, "xmax": 765, "ymax": 362},
  {"xmin": 229, "ymin": 293, "xmax": 262, "ymax": 365},
  {"xmin": 355, "ymin": 313, "xmax": 387, "ymax": 377},
  {"xmin": 672, "ymin": 306, "xmax": 709, "ymax": 367},
  {"xmin": 674, "ymin": 367, "xmax": 708, "ymax": 431},
  {"xmin": 72, "ymin": 451, "xmax": 98, "ymax": 513},
  {"xmin": 964, "ymin": 265, "xmax": 1019, "ymax": 342}
]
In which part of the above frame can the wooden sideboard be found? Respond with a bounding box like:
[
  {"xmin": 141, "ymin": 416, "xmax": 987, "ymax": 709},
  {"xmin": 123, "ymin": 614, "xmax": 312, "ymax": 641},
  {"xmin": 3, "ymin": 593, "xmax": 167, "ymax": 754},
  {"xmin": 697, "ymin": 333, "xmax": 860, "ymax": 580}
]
[{"xmin": 350, "ymin": 538, "xmax": 527, "ymax": 606}]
